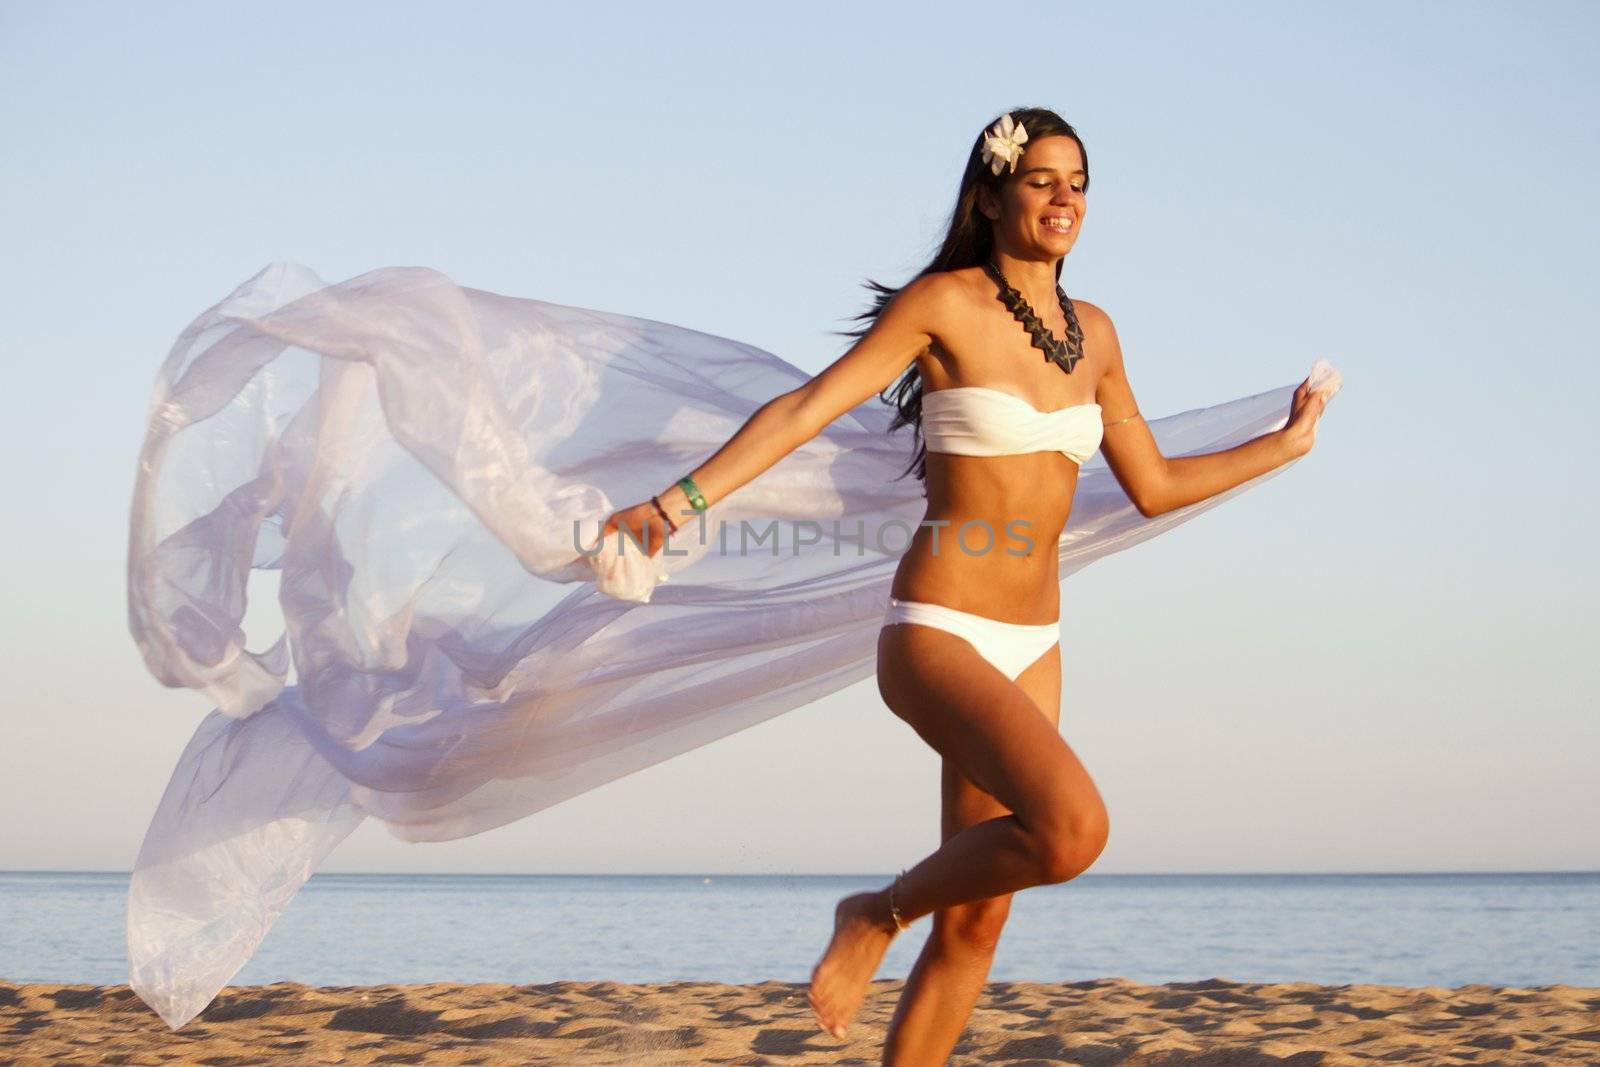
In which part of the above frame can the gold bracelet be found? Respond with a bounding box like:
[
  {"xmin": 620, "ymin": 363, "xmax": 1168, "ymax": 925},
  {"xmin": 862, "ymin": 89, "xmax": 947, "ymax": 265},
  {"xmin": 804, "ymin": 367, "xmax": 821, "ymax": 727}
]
[{"xmin": 1104, "ymin": 410, "xmax": 1142, "ymax": 427}]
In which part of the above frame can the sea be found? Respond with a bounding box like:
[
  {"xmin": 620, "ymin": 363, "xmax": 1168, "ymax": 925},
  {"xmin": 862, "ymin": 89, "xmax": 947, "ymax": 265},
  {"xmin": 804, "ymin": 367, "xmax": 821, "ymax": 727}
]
[{"xmin": 2, "ymin": 871, "xmax": 1596, "ymax": 989}]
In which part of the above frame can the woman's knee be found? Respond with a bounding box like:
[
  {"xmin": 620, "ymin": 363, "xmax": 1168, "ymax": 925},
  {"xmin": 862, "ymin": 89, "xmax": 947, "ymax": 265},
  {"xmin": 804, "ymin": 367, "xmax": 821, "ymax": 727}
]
[
  {"xmin": 1034, "ymin": 804, "xmax": 1111, "ymax": 884},
  {"xmin": 931, "ymin": 895, "xmax": 1013, "ymax": 955}
]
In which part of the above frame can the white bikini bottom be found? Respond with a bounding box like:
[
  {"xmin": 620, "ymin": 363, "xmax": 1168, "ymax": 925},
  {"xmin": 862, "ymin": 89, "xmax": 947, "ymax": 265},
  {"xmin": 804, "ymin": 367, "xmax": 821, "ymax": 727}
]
[{"xmin": 881, "ymin": 596, "xmax": 1061, "ymax": 682}]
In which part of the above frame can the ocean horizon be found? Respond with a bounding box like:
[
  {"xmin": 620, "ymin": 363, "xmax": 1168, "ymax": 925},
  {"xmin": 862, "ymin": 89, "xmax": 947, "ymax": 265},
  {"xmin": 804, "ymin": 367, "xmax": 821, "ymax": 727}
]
[{"xmin": 5, "ymin": 870, "xmax": 1595, "ymax": 990}]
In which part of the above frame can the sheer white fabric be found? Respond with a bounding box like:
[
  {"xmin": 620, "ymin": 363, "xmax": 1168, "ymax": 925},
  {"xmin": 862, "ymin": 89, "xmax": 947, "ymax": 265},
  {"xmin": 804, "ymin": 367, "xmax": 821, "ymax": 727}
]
[{"xmin": 125, "ymin": 262, "xmax": 1341, "ymax": 1029}]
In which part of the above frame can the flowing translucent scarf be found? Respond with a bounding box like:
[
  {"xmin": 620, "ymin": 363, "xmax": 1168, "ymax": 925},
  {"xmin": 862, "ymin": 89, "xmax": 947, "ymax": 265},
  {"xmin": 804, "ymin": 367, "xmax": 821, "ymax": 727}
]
[{"xmin": 125, "ymin": 262, "xmax": 1340, "ymax": 1028}]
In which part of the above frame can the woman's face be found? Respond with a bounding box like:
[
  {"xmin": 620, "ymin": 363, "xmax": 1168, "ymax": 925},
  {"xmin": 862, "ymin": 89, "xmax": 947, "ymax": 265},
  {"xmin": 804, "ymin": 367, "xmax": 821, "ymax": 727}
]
[{"xmin": 979, "ymin": 134, "xmax": 1087, "ymax": 260}]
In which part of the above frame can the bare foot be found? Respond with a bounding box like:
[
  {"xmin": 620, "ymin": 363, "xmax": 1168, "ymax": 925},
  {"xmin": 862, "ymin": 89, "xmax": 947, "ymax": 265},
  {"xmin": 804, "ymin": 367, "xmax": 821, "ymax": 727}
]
[{"xmin": 808, "ymin": 889, "xmax": 899, "ymax": 1040}]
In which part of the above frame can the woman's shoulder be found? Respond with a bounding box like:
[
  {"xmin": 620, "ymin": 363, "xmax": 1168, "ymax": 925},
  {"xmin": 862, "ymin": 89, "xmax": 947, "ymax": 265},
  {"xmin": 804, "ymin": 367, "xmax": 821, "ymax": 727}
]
[
  {"xmin": 1067, "ymin": 298, "xmax": 1124, "ymax": 377},
  {"xmin": 902, "ymin": 268, "xmax": 971, "ymax": 297},
  {"xmin": 899, "ymin": 268, "xmax": 985, "ymax": 315},
  {"xmin": 1069, "ymin": 296, "xmax": 1117, "ymax": 338},
  {"xmin": 884, "ymin": 270, "xmax": 972, "ymax": 327},
  {"xmin": 926, "ymin": 265, "xmax": 988, "ymax": 293},
  {"xmin": 1069, "ymin": 293, "xmax": 1107, "ymax": 317}
]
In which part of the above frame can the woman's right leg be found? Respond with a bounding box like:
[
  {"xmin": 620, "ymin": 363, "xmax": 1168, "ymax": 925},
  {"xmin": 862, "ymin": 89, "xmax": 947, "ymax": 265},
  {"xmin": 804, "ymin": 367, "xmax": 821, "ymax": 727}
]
[
  {"xmin": 880, "ymin": 760, "xmax": 1022, "ymax": 1065},
  {"xmin": 877, "ymin": 621, "xmax": 1111, "ymax": 914},
  {"xmin": 881, "ymin": 632, "xmax": 1067, "ymax": 1065},
  {"xmin": 807, "ymin": 622, "xmax": 1109, "ymax": 1039}
]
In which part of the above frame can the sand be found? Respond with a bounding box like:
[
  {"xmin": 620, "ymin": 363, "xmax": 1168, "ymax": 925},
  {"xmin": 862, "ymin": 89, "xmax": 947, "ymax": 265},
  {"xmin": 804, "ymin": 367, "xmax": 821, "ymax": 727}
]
[{"xmin": 2, "ymin": 977, "xmax": 1597, "ymax": 1065}]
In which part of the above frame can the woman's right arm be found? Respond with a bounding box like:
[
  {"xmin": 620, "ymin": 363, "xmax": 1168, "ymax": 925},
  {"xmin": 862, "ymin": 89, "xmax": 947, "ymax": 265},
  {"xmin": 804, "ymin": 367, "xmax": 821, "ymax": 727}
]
[{"xmin": 638, "ymin": 273, "xmax": 950, "ymax": 536}]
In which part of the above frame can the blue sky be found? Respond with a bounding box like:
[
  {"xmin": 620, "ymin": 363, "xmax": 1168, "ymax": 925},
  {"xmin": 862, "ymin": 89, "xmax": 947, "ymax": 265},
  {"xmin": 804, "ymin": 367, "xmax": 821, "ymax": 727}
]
[{"xmin": 1, "ymin": 1, "xmax": 1594, "ymax": 874}]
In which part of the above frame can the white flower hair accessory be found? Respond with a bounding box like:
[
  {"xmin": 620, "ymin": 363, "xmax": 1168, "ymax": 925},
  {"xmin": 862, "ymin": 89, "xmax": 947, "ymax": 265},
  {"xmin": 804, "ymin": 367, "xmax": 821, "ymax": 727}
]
[{"xmin": 980, "ymin": 113, "xmax": 1030, "ymax": 176}]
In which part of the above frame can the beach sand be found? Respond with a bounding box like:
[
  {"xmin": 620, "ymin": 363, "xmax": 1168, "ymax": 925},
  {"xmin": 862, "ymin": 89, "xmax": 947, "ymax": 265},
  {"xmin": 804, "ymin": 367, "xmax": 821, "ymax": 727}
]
[{"xmin": 3, "ymin": 977, "xmax": 1597, "ymax": 1065}]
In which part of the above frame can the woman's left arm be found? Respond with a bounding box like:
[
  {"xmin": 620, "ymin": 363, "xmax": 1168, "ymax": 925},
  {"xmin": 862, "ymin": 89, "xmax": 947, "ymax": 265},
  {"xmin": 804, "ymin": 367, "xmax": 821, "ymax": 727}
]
[{"xmin": 1085, "ymin": 303, "xmax": 1328, "ymax": 519}]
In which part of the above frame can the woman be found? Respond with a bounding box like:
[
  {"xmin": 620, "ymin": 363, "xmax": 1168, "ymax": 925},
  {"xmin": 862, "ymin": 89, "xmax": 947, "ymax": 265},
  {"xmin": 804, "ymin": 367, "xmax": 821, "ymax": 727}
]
[
  {"xmin": 125, "ymin": 108, "xmax": 1334, "ymax": 1036},
  {"xmin": 602, "ymin": 107, "xmax": 1334, "ymax": 1060}
]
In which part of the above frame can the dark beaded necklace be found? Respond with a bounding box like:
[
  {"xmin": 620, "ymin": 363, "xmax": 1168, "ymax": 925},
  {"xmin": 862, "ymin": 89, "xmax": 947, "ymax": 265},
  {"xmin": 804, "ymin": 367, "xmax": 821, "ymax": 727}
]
[{"xmin": 981, "ymin": 259, "xmax": 1085, "ymax": 375}]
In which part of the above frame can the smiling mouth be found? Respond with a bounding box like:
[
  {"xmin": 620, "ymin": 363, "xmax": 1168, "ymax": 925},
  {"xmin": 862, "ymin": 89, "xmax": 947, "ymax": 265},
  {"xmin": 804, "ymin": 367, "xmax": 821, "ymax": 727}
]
[{"xmin": 1042, "ymin": 217, "xmax": 1074, "ymax": 233}]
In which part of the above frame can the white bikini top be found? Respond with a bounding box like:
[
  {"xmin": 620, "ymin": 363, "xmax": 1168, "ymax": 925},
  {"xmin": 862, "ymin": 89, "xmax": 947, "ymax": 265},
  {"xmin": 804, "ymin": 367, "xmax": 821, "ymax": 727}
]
[{"xmin": 921, "ymin": 386, "xmax": 1104, "ymax": 465}]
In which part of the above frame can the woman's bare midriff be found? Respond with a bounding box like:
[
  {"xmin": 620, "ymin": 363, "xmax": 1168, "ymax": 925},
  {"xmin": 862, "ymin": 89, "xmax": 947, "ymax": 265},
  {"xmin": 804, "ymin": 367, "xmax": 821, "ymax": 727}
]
[
  {"xmin": 886, "ymin": 448, "xmax": 1080, "ymax": 625},
  {"xmin": 888, "ymin": 271, "xmax": 1105, "ymax": 624}
]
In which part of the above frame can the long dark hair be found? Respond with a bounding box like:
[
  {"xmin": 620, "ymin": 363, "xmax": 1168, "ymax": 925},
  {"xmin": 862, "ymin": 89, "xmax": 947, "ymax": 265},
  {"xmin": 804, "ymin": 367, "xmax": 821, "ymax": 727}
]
[{"xmin": 839, "ymin": 107, "xmax": 1091, "ymax": 485}]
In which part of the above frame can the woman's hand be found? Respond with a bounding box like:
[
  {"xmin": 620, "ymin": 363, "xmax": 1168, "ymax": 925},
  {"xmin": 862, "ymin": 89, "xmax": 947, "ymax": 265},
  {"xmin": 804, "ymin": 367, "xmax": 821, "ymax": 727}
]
[
  {"xmin": 600, "ymin": 500, "xmax": 676, "ymax": 559},
  {"xmin": 1281, "ymin": 374, "xmax": 1332, "ymax": 458}
]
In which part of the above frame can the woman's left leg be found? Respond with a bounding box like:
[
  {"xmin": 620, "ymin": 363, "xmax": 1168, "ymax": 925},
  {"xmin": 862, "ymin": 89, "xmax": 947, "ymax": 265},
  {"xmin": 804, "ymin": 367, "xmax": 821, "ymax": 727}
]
[{"xmin": 879, "ymin": 643, "xmax": 1063, "ymax": 1066}]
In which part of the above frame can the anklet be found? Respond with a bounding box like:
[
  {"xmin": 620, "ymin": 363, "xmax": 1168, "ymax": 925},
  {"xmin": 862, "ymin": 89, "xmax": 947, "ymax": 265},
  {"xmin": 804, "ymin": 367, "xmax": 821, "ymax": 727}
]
[{"xmin": 887, "ymin": 869, "xmax": 910, "ymax": 931}]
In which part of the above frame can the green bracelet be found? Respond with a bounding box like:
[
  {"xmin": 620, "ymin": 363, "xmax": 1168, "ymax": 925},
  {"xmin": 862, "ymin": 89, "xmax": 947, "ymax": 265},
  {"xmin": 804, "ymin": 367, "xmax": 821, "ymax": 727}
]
[{"xmin": 676, "ymin": 475, "xmax": 708, "ymax": 512}]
